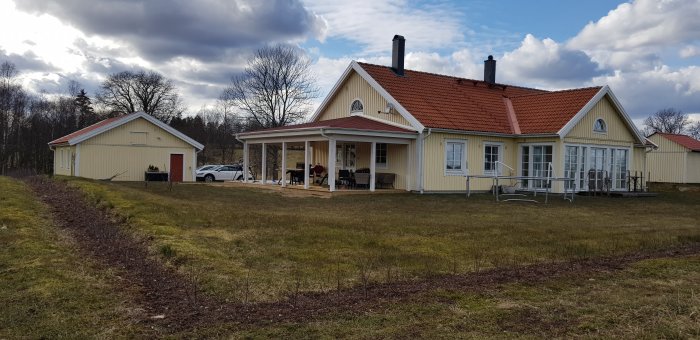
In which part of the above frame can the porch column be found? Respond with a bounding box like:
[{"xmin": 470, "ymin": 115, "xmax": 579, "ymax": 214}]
[
  {"xmin": 243, "ymin": 141, "xmax": 249, "ymax": 183},
  {"xmin": 281, "ymin": 142, "xmax": 287, "ymax": 187},
  {"xmin": 370, "ymin": 141, "xmax": 376, "ymax": 192},
  {"xmin": 328, "ymin": 139, "xmax": 336, "ymax": 192},
  {"xmin": 261, "ymin": 142, "xmax": 267, "ymax": 185},
  {"xmin": 304, "ymin": 140, "xmax": 310, "ymax": 189}
]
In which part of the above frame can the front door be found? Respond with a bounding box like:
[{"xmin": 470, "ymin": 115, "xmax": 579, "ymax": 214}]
[
  {"xmin": 335, "ymin": 143, "xmax": 356, "ymax": 171},
  {"xmin": 169, "ymin": 154, "xmax": 184, "ymax": 182}
]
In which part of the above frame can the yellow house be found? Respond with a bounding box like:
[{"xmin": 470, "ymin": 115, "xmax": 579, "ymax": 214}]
[
  {"xmin": 237, "ymin": 35, "xmax": 651, "ymax": 194},
  {"xmin": 49, "ymin": 111, "xmax": 204, "ymax": 182},
  {"xmin": 646, "ymin": 132, "xmax": 700, "ymax": 183}
]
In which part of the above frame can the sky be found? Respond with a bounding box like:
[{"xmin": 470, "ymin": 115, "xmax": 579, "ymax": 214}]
[{"xmin": 1, "ymin": 0, "xmax": 699, "ymax": 125}]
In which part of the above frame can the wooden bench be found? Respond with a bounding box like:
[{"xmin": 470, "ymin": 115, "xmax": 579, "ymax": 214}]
[{"xmin": 376, "ymin": 172, "xmax": 396, "ymax": 189}]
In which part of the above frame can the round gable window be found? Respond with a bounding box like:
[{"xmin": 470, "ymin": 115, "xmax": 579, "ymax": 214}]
[
  {"xmin": 593, "ymin": 118, "xmax": 607, "ymax": 133},
  {"xmin": 350, "ymin": 99, "xmax": 364, "ymax": 114}
]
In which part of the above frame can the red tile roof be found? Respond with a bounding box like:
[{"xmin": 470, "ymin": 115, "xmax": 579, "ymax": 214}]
[
  {"xmin": 357, "ymin": 62, "xmax": 602, "ymax": 135},
  {"xmin": 48, "ymin": 113, "xmax": 134, "ymax": 146},
  {"xmin": 656, "ymin": 132, "xmax": 700, "ymax": 151},
  {"xmin": 510, "ymin": 87, "xmax": 603, "ymax": 134},
  {"xmin": 241, "ymin": 116, "xmax": 416, "ymax": 135}
]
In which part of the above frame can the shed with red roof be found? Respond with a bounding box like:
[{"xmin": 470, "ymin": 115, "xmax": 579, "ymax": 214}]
[
  {"xmin": 49, "ymin": 111, "xmax": 203, "ymax": 181},
  {"xmin": 646, "ymin": 132, "xmax": 700, "ymax": 183}
]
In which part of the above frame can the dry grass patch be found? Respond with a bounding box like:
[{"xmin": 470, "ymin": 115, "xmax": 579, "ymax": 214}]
[{"xmin": 63, "ymin": 177, "xmax": 700, "ymax": 303}]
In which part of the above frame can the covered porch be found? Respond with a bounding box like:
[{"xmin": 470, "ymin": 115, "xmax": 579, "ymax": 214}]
[{"xmin": 236, "ymin": 117, "xmax": 418, "ymax": 192}]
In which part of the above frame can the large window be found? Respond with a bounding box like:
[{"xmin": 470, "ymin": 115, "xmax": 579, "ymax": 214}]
[
  {"xmin": 520, "ymin": 145, "xmax": 553, "ymax": 189},
  {"xmin": 445, "ymin": 140, "xmax": 466, "ymax": 175},
  {"xmin": 375, "ymin": 143, "xmax": 387, "ymax": 168},
  {"xmin": 563, "ymin": 144, "xmax": 629, "ymax": 192},
  {"xmin": 483, "ymin": 143, "xmax": 502, "ymax": 175},
  {"xmin": 564, "ymin": 146, "xmax": 579, "ymax": 190}
]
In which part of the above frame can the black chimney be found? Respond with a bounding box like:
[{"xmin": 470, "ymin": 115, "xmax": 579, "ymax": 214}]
[
  {"xmin": 392, "ymin": 35, "xmax": 405, "ymax": 76},
  {"xmin": 484, "ymin": 55, "xmax": 496, "ymax": 84}
]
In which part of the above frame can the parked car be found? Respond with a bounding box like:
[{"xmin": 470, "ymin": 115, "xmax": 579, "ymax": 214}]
[
  {"xmin": 196, "ymin": 164, "xmax": 253, "ymax": 182},
  {"xmin": 196, "ymin": 164, "xmax": 223, "ymax": 172}
]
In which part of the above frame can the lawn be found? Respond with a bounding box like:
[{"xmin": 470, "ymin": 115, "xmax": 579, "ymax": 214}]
[
  {"xmin": 62, "ymin": 177, "xmax": 700, "ymax": 303},
  {"xmin": 0, "ymin": 177, "xmax": 150, "ymax": 338},
  {"xmin": 4, "ymin": 176, "xmax": 700, "ymax": 338}
]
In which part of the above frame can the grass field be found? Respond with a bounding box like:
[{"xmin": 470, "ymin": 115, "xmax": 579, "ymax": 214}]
[
  {"xmin": 63, "ymin": 178, "xmax": 700, "ymax": 302},
  {"xmin": 4, "ymin": 176, "xmax": 700, "ymax": 338},
  {"xmin": 0, "ymin": 177, "xmax": 149, "ymax": 338}
]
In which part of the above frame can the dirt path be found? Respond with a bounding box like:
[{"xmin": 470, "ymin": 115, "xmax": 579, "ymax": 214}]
[{"xmin": 25, "ymin": 177, "xmax": 700, "ymax": 334}]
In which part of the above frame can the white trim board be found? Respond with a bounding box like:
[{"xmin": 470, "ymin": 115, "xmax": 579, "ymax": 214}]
[
  {"xmin": 309, "ymin": 61, "xmax": 425, "ymax": 132},
  {"xmin": 557, "ymin": 86, "xmax": 645, "ymax": 145}
]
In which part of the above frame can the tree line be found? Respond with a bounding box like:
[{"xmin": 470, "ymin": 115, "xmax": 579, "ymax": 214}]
[{"xmin": 0, "ymin": 45, "xmax": 316, "ymax": 175}]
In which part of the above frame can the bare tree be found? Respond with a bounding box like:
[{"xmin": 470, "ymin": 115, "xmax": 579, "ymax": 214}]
[
  {"xmin": 687, "ymin": 120, "xmax": 700, "ymax": 140},
  {"xmin": 221, "ymin": 45, "xmax": 318, "ymax": 129},
  {"xmin": 96, "ymin": 70, "xmax": 184, "ymax": 122},
  {"xmin": 643, "ymin": 108, "xmax": 688, "ymax": 136}
]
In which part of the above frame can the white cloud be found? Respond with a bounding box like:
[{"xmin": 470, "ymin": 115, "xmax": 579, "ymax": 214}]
[
  {"xmin": 498, "ymin": 34, "xmax": 604, "ymax": 88},
  {"xmin": 303, "ymin": 0, "xmax": 466, "ymax": 54},
  {"xmin": 594, "ymin": 65, "xmax": 700, "ymax": 118},
  {"xmin": 569, "ymin": 0, "xmax": 700, "ymax": 70},
  {"xmin": 680, "ymin": 45, "xmax": 700, "ymax": 58}
]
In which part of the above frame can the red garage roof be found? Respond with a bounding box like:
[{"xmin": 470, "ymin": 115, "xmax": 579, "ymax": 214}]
[
  {"xmin": 655, "ymin": 132, "xmax": 700, "ymax": 151},
  {"xmin": 358, "ymin": 62, "xmax": 602, "ymax": 135},
  {"xmin": 48, "ymin": 113, "xmax": 134, "ymax": 146}
]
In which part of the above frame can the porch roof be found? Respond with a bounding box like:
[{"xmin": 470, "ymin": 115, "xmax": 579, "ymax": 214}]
[{"xmin": 237, "ymin": 116, "xmax": 417, "ymax": 140}]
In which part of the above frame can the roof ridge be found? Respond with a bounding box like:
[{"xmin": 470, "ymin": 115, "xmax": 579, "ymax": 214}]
[
  {"xmin": 356, "ymin": 61, "xmax": 549, "ymax": 93},
  {"xmin": 508, "ymin": 86, "xmax": 603, "ymax": 99}
]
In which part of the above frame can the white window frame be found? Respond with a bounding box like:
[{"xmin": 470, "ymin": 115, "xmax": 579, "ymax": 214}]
[
  {"xmin": 562, "ymin": 143, "xmax": 631, "ymax": 192},
  {"xmin": 375, "ymin": 143, "xmax": 388, "ymax": 169},
  {"xmin": 593, "ymin": 118, "xmax": 607, "ymax": 134},
  {"xmin": 518, "ymin": 143, "xmax": 555, "ymax": 190},
  {"xmin": 483, "ymin": 142, "xmax": 503, "ymax": 175},
  {"xmin": 444, "ymin": 139, "xmax": 467, "ymax": 176},
  {"xmin": 350, "ymin": 98, "xmax": 364, "ymax": 115}
]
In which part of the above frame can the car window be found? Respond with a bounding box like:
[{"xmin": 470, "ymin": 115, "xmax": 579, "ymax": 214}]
[
  {"xmin": 220, "ymin": 166, "xmax": 233, "ymax": 171},
  {"xmin": 232, "ymin": 166, "xmax": 242, "ymax": 171}
]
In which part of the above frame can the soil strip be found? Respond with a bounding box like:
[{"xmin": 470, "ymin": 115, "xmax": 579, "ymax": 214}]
[{"xmin": 25, "ymin": 177, "xmax": 700, "ymax": 333}]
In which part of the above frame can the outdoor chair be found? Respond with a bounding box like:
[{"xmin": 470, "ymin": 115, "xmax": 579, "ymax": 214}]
[
  {"xmin": 338, "ymin": 169, "xmax": 353, "ymax": 188},
  {"xmin": 354, "ymin": 172, "xmax": 370, "ymax": 189},
  {"xmin": 376, "ymin": 172, "xmax": 396, "ymax": 189}
]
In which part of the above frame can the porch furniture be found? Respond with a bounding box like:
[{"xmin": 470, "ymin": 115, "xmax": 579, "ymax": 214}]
[
  {"xmin": 312, "ymin": 164, "xmax": 325, "ymax": 184},
  {"xmin": 145, "ymin": 171, "xmax": 168, "ymax": 182},
  {"xmin": 376, "ymin": 172, "xmax": 396, "ymax": 189},
  {"xmin": 354, "ymin": 172, "xmax": 371, "ymax": 189},
  {"xmin": 338, "ymin": 169, "xmax": 353, "ymax": 188},
  {"xmin": 287, "ymin": 169, "xmax": 305, "ymax": 185}
]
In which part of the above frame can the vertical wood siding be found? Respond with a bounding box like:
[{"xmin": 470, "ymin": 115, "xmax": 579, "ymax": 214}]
[
  {"xmin": 75, "ymin": 118, "xmax": 196, "ymax": 181},
  {"xmin": 564, "ymin": 96, "xmax": 636, "ymax": 146},
  {"xmin": 317, "ymin": 71, "xmax": 413, "ymax": 127},
  {"xmin": 646, "ymin": 134, "xmax": 691, "ymax": 183}
]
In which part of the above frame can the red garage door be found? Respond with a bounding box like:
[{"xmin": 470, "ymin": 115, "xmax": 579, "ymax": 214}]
[{"xmin": 169, "ymin": 154, "xmax": 184, "ymax": 182}]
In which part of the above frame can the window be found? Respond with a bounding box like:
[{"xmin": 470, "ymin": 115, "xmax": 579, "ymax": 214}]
[
  {"xmin": 483, "ymin": 143, "xmax": 502, "ymax": 175},
  {"xmin": 350, "ymin": 99, "xmax": 364, "ymax": 114},
  {"xmin": 593, "ymin": 118, "xmax": 607, "ymax": 133},
  {"xmin": 445, "ymin": 140, "xmax": 466, "ymax": 175},
  {"xmin": 375, "ymin": 143, "xmax": 387, "ymax": 168}
]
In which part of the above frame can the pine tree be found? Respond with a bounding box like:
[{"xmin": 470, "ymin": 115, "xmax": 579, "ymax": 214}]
[{"xmin": 74, "ymin": 89, "xmax": 97, "ymax": 128}]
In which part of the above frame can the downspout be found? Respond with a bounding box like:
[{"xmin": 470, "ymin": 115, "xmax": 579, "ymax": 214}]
[{"xmin": 418, "ymin": 128, "xmax": 432, "ymax": 194}]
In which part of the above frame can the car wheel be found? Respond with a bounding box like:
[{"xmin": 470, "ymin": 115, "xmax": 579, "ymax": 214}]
[{"xmin": 204, "ymin": 174, "xmax": 215, "ymax": 182}]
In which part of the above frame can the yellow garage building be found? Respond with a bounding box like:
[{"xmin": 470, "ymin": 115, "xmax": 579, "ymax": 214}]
[
  {"xmin": 646, "ymin": 132, "xmax": 700, "ymax": 184},
  {"xmin": 49, "ymin": 111, "xmax": 204, "ymax": 182}
]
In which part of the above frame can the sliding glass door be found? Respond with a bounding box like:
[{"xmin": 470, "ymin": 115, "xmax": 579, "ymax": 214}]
[
  {"xmin": 520, "ymin": 145, "xmax": 553, "ymax": 190},
  {"xmin": 562, "ymin": 144, "xmax": 629, "ymax": 192}
]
